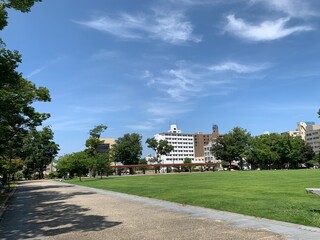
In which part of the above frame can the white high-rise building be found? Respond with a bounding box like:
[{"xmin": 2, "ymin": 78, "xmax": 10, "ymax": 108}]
[{"xmin": 154, "ymin": 124, "xmax": 195, "ymax": 164}]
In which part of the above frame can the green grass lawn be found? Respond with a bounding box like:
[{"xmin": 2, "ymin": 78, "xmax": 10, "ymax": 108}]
[{"xmin": 67, "ymin": 169, "xmax": 320, "ymax": 228}]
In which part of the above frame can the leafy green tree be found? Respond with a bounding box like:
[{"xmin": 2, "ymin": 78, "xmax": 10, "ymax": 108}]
[
  {"xmin": 23, "ymin": 127, "xmax": 59, "ymax": 179},
  {"xmin": 211, "ymin": 127, "xmax": 251, "ymax": 170},
  {"xmin": 0, "ymin": 49, "xmax": 51, "ymax": 155},
  {"xmin": 183, "ymin": 157, "xmax": 192, "ymax": 172},
  {"xmin": 56, "ymin": 151, "xmax": 89, "ymax": 181},
  {"xmin": 95, "ymin": 152, "xmax": 111, "ymax": 178},
  {"xmin": 245, "ymin": 133, "xmax": 281, "ymax": 169},
  {"xmin": 85, "ymin": 124, "xmax": 107, "ymax": 177},
  {"xmin": 114, "ymin": 133, "xmax": 142, "ymax": 174},
  {"xmin": 0, "ymin": 0, "xmax": 42, "ymax": 31},
  {"xmin": 280, "ymin": 134, "xmax": 314, "ymax": 169},
  {"xmin": 245, "ymin": 133, "xmax": 314, "ymax": 170},
  {"xmin": 146, "ymin": 138, "xmax": 174, "ymax": 163},
  {"xmin": 146, "ymin": 137, "xmax": 174, "ymax": 173}
]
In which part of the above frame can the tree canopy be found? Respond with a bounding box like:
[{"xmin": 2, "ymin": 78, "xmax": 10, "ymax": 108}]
[
  {"xmin": 23, "ymin": 127, "xmax": 59, "ymax": 179},
  {"xmin": 0, "ymin": 0, "xmax": 42, "ymax": 30},
  {"xmin": 113, "ymin": 133, "xmax": 142, "ymax": 166},
  {"xmin": 146, "ymin": 137, "xmax": 174, "ymax": 163},
  {"xmin": 211, "ymin": 127, "xmax": 251, "ymax": 170}
]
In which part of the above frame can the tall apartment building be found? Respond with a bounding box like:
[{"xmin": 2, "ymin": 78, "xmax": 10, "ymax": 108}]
[
  {"xmin": 194, "ymin": 125, "xmax": 219, "ymax": 161},
  {"xmin": 306, "ymin": 125, "xmax": 320, "ymax": 153},
  {"xmin": 154, "ymin": 124, "xmax": 195, "ymax": 164}
]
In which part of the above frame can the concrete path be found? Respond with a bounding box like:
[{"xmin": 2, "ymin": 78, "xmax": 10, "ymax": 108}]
[{"xmin": 0, "ymin": 180, "xmax": 320, "ymax": 240}]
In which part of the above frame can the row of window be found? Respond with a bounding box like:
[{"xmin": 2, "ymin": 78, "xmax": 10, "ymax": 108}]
[{"xmin": 169, "ymin": 142, "xmax": 194, "ymax": 145}]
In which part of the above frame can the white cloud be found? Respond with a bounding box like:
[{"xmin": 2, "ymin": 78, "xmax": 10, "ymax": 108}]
[
  {"xmin": 225, "ymin": 15, "xmax": 313, "ymax": 41},
  {"xmin": 47, "ymin": 117, "xmax": 98, "ymax": 131},
  {"xmin": 27, "ymin": 57, "xmax": 64, "ymax": 78},
  {"xmin": 251, "ymin": 0, "xmax": 318, "ymax": 18},
  {"xmin": 75, "ymin": 10, "xmax": 201, "ymax": 44},
  {"xmin": 144, "ymin": 63, "xmax": 232, "ymax": 101},
  {"xmin": 209, "ymin": 61, "xmax": 269, "ymax": 73},
  {"xmin": 144, "ymin": 60, "xmax": 268, "ymax": 101}
]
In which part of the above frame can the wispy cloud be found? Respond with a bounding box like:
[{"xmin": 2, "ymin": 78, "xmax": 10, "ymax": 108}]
[
  {"xmin": 47, "ymin": 117, "xmax": 98, "ymax": 131},
  {"xmin": 145, "ymin": 65, "xmax": 230, "ymax": 101},
  {"xmin": 144, "ymin": 60, "xmax": 267, "ymax": 101},
  {"xmin": 225, "ymin": 14, "xmax": 313, "ymax": 41},
  {"xmin": 209, "ymin": 61, "xmax": 269, "ymax": 73},
  {"xmin": 75, "ymin": 9, "xmax": 201, "ymax": 44},
  {"xmin": 250, "ymin": 0, "xmax": 318, "ymax": 18},
  {"xmin": 27, "ymin": 57, "xmax": 64, "ymax": 78}
]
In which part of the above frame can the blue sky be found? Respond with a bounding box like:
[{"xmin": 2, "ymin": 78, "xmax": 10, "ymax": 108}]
[{"xmin": 2, "ymin": 0, "xmax": 320, "ymax": 156}]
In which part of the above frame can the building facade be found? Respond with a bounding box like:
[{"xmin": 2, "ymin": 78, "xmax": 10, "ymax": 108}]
[
  {"xmin": 97, "ymin": 138, "xmax": 116, "ymax": 153},
  {"xmin": 154, "ymin": 124, "xmax": 195, "ymax": 164},
  {"xmin": 284, "ymin": 121, "xmax": 320, "ymax": 153},
  {"xmin": 306, "ymin": 125, "xmax": 320, "ymax": 153},
  {"xmin": 194, "ymin": 125, "xmax": 219, "ymax": 161}
]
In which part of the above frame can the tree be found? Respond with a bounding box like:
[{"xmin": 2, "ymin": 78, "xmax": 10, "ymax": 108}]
[
  {"xmin": 183, "ymin": 157, "xmax": 192, "ymax": 172},
  {"xmin": 146, "ymin": 138, "xmax": 174, "ymax": 163},
  {"xmin": 95, "ymin": 152, "xmax": 111, "ymax": 178},
  {"xmin": 0, "ymin": 49, "xmax": 51, "ymax": 156},
  {"xmin": 0, "ymin": 0, "xmax": 42, "ymax": 31},
  {"xmin": 85, "ymin": 124, "xmax": 107, "ymax": 177},
  {"xmin": 146, "ymin": 137, "xmax": 174, "ymax": 173},
  {"xmin": 211, "ymin": 127, "xmax": 251, "ymax": 170},
  {"xmin": 245, "ymin": 133, "xmax": 314, "ymax": 170},
  {"xmin": 56, "ymin": 151, "xmax": 89, "ymax": 181},
  {"xmin": 245, "ymin": 133, "xmax": 281, "ymax": 169},
  {"xmin": 113, "ymin": 133, "xmax": 142, "ymax": 174},
  {"xmin": 23, "ymin": 126, "xmax": 59, "ymax": 179}
]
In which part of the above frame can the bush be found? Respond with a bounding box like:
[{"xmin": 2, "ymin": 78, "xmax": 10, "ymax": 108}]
[
  {"xmin": 15, "ymin": 171, "xmax": 24, "ymax": 180},
  {"xmin": 47, "ymin": 172, "xmax": 58, "ymax": 179}
]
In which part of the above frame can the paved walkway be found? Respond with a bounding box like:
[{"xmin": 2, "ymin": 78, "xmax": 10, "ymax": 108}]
[{"xmin": 0, "ymin": 180, "xmax": 320, "ymax": 239}]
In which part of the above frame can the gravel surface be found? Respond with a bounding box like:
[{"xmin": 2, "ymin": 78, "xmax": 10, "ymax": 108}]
[{"xmin": 0, "ymin": 180, "xmax": 319, "ymax": 239}]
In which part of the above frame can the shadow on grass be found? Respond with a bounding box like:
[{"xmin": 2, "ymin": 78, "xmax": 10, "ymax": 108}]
[{"xmin": 0, "ymin": 181, "xmax": 122, "ymax": 239}]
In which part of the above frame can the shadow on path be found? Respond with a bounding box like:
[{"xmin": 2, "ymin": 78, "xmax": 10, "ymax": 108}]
[{"xmin": 0, "ymin": 181, "xmax": 122, "ymax": 239}]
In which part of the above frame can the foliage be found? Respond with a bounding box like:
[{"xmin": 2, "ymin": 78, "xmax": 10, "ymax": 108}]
[
  {"xmin": 113, "ymin": 133, "xmax": 143, "ymax": 168},
  {"xmin": 182, "ymin": 157, "xmax": 192, "ymax": 172},
  {"xmin": 211, "ymin": 127, "xmax": 251, "ymax": 170},
  {"xmin": 245, "ymin": 133, "xmax": 314, "ymax": 169},
  {"xmin": 55, "ymin": 151, "xmax": 89, "ymax": 181},
  {"xmin": 67, "ymin": 170, "xmax": 320, "ymax": 228},
  {"xmin": 0, "ymin": 0, "xmax": 42, "ymax": 30},
  {"xmin": 0, "ymin": 49, "xmax": 51, "ymax": 156},
  {"xmin": 23, "ymin": 127, "xmax": 59, "ymax": 179},
  {"xmin": 94, "ymin": 152, "xmax": 111, "ymax": 178},
  {"xmin": 85, "ymin": 124, "xmax": 107, "ymax": 177},
  {"xmin": 146, "ymin": 137, "xmax": 174, "ymax": 163}
]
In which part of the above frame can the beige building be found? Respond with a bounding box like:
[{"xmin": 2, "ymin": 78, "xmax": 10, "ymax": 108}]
[
  {"xmin": 306, "ymin": 125, "xmax": 320, "ymax": 153},
  {"xmin": 97, "ymin": 138, "xmax": 116, "ymax": 153},
  {"xmin": 284, "ymin": 122, "xmax": 320, "ymax": 153}
]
